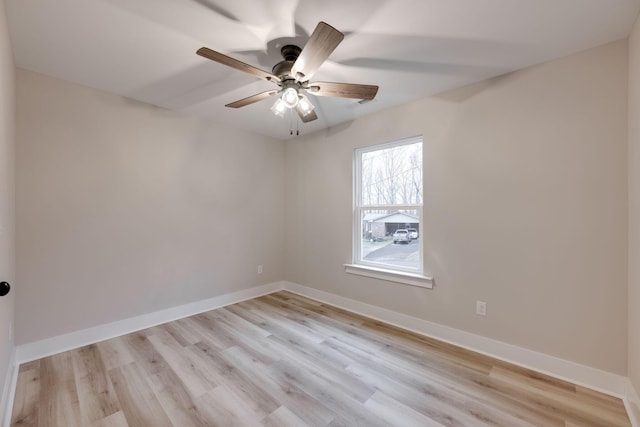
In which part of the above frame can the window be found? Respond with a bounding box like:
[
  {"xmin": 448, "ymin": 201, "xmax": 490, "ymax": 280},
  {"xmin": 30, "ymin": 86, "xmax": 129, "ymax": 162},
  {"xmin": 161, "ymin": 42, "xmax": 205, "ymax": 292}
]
[{"xmin": 347, "ymin": 136, "xmax": 432, "ymax": 288}]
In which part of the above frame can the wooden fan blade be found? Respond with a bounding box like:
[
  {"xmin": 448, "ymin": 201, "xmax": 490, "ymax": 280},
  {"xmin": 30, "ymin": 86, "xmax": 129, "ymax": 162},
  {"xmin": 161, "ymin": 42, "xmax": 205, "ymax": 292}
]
[
  {"xmin": 197, "ymin": 47, "xmax": 280, "ymax": 83},
  {"xmin": 225, "ymin": 90, "xmax": 279, "ymax": 108},
  {"xmin": 297, "ymin": 107, "xmax": 318, "ymax": 123},
  {"xmin": 307, "ymin": 81, "xmax": 378, "ymax": 100},
  {"xmin": 291, "ymin": 22, "xmax": 344, "ymax": 82}
]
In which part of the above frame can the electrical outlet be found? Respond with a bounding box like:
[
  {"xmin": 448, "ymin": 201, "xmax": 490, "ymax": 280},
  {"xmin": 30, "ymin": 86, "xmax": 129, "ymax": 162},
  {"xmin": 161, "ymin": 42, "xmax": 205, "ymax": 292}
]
[
  {"xmin": 257, "ymin": 265, "xmax": 263, "ymax": 274},
  {"xmin": 476, "ymin": 301, "xmax": 487, "ymax": 316}
]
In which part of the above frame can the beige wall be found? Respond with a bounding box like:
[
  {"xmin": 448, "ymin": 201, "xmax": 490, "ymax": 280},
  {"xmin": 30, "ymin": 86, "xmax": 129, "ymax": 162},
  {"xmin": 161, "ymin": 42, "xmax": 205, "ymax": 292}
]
[
  {"xmin": 285, "ymin": 40, "xmax": 628, "ymax": 374},
  {"xmin": 629, "ymin": 14, "xmax": 640, "ymax": 396},
  {"xmin": 0, "ymin": 0, "xmax": 15, "ymax": 421},
  {"xmin": 8, "ymin": 28, "xmax": 632, "ymax": 384},
  {"xmin": 15, "ymin": 70, "xmax": 285, "ymax": 344}
]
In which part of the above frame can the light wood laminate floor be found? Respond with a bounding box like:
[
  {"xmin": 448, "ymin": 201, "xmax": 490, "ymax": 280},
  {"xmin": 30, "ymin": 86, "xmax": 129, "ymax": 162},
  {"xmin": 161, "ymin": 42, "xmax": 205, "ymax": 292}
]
[{"xmin": 11, "ymin": 291, "xmax": 631, "ymax": 426}]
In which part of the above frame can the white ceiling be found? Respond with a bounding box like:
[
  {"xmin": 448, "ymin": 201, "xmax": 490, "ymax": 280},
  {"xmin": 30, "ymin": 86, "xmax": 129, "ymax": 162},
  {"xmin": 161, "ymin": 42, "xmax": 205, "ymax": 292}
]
[{"xmin": 6, "ymin": 0, "xmax": 640, "ymax": 140}]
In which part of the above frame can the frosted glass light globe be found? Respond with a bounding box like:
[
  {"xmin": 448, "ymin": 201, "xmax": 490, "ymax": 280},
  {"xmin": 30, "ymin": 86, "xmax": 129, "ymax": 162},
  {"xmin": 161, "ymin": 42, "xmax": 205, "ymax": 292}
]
[{"xmin": 282, "ymin": 87, "xmax": 299, "ymax": 108}]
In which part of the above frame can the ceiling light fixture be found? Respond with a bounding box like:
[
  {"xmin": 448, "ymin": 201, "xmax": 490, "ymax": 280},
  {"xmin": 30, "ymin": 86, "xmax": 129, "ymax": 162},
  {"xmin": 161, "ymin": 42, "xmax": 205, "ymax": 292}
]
[
  {"xmin": 271, "ymin": 81, "xmax": 316, "ymax": 119},
  {"xmin": 297, "ymin": 94, "xmax": 315, "ymax": 116},
  {"xmin": 270, "ymin": 98, "xmax": 287, "ymax": 117},
  {"xmin": 281, "ymin": 87, "xmax": 299, "ymax": 108},
  {"xmin": 196, "ymin": 21, "xmax": 379, "ymax": 131}
]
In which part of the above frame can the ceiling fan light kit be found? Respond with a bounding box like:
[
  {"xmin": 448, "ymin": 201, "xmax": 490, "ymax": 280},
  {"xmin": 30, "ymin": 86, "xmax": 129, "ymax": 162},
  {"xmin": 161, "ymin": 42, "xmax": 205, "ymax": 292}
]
[{"xmin": 196, "ymin": 21, "xmax": 378, "ymax": 134}]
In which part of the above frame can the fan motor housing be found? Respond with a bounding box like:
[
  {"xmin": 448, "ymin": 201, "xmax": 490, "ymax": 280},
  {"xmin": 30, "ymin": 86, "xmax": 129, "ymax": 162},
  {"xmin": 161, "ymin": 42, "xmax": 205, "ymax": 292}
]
[
  {"xmin": 272, "ymin": 61, "xmax": 294, "ymax": 78},
  {"xmin": 272, "ymin": 45, "xmax": 302, "ymax": 78}
]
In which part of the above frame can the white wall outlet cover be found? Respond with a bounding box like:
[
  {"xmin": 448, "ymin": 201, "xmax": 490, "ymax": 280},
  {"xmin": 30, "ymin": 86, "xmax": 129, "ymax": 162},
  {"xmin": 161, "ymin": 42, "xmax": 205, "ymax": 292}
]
[{"xmin": 476, "ymin": 301, "xmax": 487, "ymax": 316}]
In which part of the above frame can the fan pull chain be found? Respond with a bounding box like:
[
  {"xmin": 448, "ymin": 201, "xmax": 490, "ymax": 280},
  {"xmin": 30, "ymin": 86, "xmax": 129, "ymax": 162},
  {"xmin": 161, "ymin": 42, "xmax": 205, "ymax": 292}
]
[
  {"xmin": 289, "ymin": 108, "xmax": 294, "ymax": 135},
  {"xmin": 286, "ymin": 108, "xmax": 301, "ymax": 136}
]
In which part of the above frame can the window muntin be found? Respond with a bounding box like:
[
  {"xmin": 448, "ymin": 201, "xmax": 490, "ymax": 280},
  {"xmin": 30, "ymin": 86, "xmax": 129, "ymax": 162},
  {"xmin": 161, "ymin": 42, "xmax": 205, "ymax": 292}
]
[{"xmin": 354, "ymin": 136, "xmax": 423, "ymax": 274}]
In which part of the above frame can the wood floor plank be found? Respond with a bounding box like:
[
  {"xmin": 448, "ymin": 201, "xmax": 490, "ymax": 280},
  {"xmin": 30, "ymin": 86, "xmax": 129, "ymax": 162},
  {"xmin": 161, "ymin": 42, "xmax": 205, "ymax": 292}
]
[
  {"xmin": 196, "ymin": 310, "xmax": 277, "ymax": 365},
  {"xmin": 96, "ymin": 338, "xmax": 135, "ymax": 371},
  {"xmin": 489, "ymin": 365, "xmax": 631, "ymax": 426},
  {"xmin": 108, "ymin": 363, "xmax": 173, "ymax": 427},
  {"xmin": 210, "ymin": 307, "xmax": 272, "ymax": 339},
  {"xmin": 221, "ymin": 345, "xmax": 336, "ymax": 426},
  {"xmin": 72, "ymin": 345, "xmax": 121, "ymax": 424},
  {"xmin": 120, "ymin": 331, "xmax": 171, "ymax": 378},
  {"xmin": 196, "ymin": 385, "xmax": 264, "ymax": 426},
  {"xmin": 39, "ymin": 353, "xmax": 74, "ymax": 388},
  {"xmin": 144, "ymin": 359, "xmax": 216, "ymax": 427},
  {"xmin": 37, "ymin": 352, "xmax": 84, "ymax": 427},
  {"xmin": 338, "ymin": 341, "xmax": 565, "ymax": 426},
  {"xmin": 10, "ymin": 364, "xmax": 40, "ymax": 426},
  {"xmin": 191, "ymin": 313, "xmax": 245, "ymax": 350},
  {"xmin": 262, "ymin": 406, "xmax": 310, "ymax": 427},
  {"xmin": 89, "ymin": 411, "xmax": 129, "ymax": 427},
  {"xmin": 241, "ymin": 299, "xmax": 327, "ymax": 345},
  {"xmin": 270, "ymin": 358, "xmax": 386, "ymax": 427},
  {"xmin": 146, "ymin": 330, "xmax": 215, "ymax": 398},
  {"xmin": 11, "ymin": 290, "xmax": 632, "ymax": 427},
  {"xmin": 345, "ymin": 360, "xmax": 517, "ymax": 426},
  {"xmin": 186, "ymin": 341, "xmax": 282, "ymax": 419},
  {"xmin": 75, "ymin": 372, "xmax": 120, "ymax": 425},
  {"xmin": 158, "ymin": 321, "xmax": 203, "ymax": 347},
  {"xmin": 173, "ymin": 317, "xmax": 231, "ymax": 351},
  {"xmin": 364, "ymin": 390, "xmax": 446, "ymax": 427},
  {"xmin": 38, "ymin": 379, "xmax": 83, "ymax": 427},
  {"xmin": 575, "ymin": 385, "xmax": 632, "ymax": 415}
]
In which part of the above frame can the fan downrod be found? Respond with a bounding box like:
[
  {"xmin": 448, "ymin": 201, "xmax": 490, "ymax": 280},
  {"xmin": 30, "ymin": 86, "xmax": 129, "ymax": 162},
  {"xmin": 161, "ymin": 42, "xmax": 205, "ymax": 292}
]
[{"xmin": 280, "ymin": 45, "xmax": 301, "ymax": 61}]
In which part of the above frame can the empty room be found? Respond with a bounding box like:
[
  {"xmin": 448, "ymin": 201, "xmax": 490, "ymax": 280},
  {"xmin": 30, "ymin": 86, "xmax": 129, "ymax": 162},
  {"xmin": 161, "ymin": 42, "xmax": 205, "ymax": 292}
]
[{"xmin": 1, "ymin": 0, "xmax": 640, "ymax": 426}]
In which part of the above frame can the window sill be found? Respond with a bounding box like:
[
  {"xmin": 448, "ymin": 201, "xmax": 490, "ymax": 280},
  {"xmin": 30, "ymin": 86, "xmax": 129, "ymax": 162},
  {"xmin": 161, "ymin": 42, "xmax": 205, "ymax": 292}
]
[{"xmin": 344, "ymin": 264, "xmax": 434, "ymax": 289}]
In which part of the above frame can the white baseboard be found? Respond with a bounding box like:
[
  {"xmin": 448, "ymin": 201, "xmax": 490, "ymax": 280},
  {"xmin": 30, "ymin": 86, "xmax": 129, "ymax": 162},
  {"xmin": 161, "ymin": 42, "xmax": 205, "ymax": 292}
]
[
  {"xmin": 282, "ymin": 281, "xmax": 633, "ymax": 404},
  {"xmin": 0, "ymin": 348, "xmax": 16, "ymax": 427},
  {"xmin": 16, "ymin": 281, "xmax": 284, "ymax": 364}
]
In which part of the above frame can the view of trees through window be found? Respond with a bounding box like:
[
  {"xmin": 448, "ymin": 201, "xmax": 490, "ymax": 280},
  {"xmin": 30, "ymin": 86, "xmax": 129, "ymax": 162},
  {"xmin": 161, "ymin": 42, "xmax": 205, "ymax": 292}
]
[
  {"xmin": 361, "ymin": 142, "xmax": 422, "ymax": 206},
  {"xmin": 355, "ymin": 138, "xmax": 423, "ymax": 272}
]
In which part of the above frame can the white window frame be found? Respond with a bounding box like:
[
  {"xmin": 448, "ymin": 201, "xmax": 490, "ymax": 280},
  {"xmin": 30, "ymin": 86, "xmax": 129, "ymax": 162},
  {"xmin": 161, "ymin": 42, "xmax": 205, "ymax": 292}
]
[{"xmin": 345, "ymin": 136, "xmax": 433, "ymax": 289}]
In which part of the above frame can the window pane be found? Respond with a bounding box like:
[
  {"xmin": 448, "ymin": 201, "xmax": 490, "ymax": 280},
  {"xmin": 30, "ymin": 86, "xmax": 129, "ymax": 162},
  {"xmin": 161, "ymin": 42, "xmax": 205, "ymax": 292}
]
[
  {"xmin": 361, "ymin": 141, "xmax": 422, "ymax": 206},
  {"xmin": 360, "ymin": 209, "xmax": 420, "ymax": 270},
  {"xmin": 354, "ymin": 136, "xmax": 423, "ymax": 275}
]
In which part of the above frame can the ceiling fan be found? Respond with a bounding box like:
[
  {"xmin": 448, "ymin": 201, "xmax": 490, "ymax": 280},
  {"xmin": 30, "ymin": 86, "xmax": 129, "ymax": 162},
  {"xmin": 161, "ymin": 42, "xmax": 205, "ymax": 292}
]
[{"xmin": 196, "ymin": 22, "xmax": 379, "ymax": 125}]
